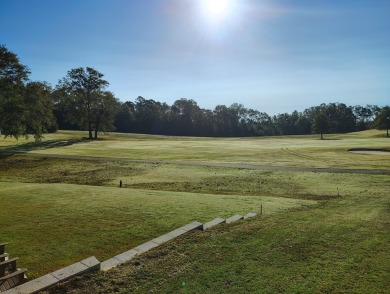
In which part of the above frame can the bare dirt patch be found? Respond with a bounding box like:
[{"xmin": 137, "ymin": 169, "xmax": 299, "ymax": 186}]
[{"xmin": 348, "ymin": 148, "xmax": 390, "ymax": 155}]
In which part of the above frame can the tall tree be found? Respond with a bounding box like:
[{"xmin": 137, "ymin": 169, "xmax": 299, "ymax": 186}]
[
  {"xmin": 114, "ymin": 102, "xmax": 135, "ymax": 133},
  {"xmin": 228, "ymin": 103, "xmax": 247, "ymax": 136},
  {"xmin": 373, "ymin": 106, "xmax": 390, "ymax": 137},
  {"xmin": 353, "ymin": 105, "xmax": 373, "ymax": 131},
  {"xmin": 213, "ymin": 105, "xmax": 232, "ymax": 137},
  {"xmin": 274, "ymin": 112, "xmax": 299, "ymax": 135},
  {"xmin": 325, "ymin": 103, "xmax": 356, "ymax": 133},
  {"xmin": 57, "ymin": 67, "xmax": 109, "ymax": 139},
  {"xmin": 295, "ymin": 115, "xmax": 312, "ymax": 135},
  {"xmin": 0, "ymin": 45, "xmax": 29, "ymax": 139},
  {"xmin": 0, "ymin": 45, "xmax": 54, "ymax": 140},
  {"xmin": 133, "ymin": 96, "xmax": 169, "ymax": 134},
  {"xmin": 92, "ymin": 91, "xmax": 121, "ymax": 139},
  {"xmin": 170, "ymin": 98, "xmax": 201, "ymax": 136},
  {"xmin": 194, "ymin": 108, "xmax": 214, "ymax": 137},
  {"xmin": 213, "ymin": 104, "xmax": 246, "ymax": 137},
  {"xmin": 52, "ymin": 88, "xmax": 78, "ymax": 130},
  {"xmin": 312, "ymin": 112, "xmax": 330, "ymax": 140},
  {"xmin": 24, "ymin": 81, "xmax": 56, "ymax": 140},
  {"xmin": 240, "ymin": 109, "xmax": 273, "ymax": 136}
]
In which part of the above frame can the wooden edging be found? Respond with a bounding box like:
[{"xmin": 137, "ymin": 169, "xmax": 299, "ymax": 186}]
[
  {"xmin": 0, "ymin": 244, "xmax": 7, "ymax": 256},
  {"xmin": 4, "ymin": 212, "xmax": 257, "ymax": 293}
]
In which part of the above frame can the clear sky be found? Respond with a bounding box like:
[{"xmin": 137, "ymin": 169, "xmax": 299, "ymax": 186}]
[{"xmin": 1, "ymin": 0, "xmax": 389, "ymax": 114}]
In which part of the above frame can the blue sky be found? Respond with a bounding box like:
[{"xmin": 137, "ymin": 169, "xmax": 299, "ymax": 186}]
[{"xmin": 1, "ymin": 0, "xmax": 389, "ymax": 114}]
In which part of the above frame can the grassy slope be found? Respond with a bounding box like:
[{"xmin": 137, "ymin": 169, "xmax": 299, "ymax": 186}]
[
  {"xmin": 0, "ymin": 153, "xmax": 324, "ymax": 279},
  {"xmin": 1, "ymin": 181, "xmax": 313, "ymax": 278},
  {"xmin": 1, "ymin": 130, "xmax": 389, "ymax": 292},
  {"xmin": 101, "ymin": 217, "xmax": 383, "ymax": 293},
  {"xmin": 46, "ymin": 172, "xmax": 390, "ymax": 294}
]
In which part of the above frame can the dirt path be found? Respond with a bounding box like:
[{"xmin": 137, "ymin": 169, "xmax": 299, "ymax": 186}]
[{"xmin": 4, "ymin": 151, "xmax": 390, "ymax": 175}]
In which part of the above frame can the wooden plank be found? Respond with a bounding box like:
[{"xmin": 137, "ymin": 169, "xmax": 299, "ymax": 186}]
[
  {"xmin": 0, "ymin": 283, "xmax": 6, "ymax": 291},
  {"xmin": 0, "ymin": 254, "xmax": 8, "ymax": 262},
  {"xmin": 1, "ymin": 280, "xmax": 10, "ymax": 292},
  {"xmin": 0, "ymin": 243, "xmax": 7, "ymax": 255},
  {"xmin": 0, "ymin": 269, "xmax": 26, "ymax": 293},
  {"xmin": 0, "ymin": 258, "xmax": 18, "ymax": 278},
  {"xmin": 7, "ymin": 276, "xmax": 16, "ymax": 288},
  {"xmin": 0, "ymin": 268, "xmax": 27, "ymax": 283}
]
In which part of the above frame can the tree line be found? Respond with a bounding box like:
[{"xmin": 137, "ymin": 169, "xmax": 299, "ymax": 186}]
[
  {"xmin": 1, "ymin": 45, "xmax": 389, "ymax": 141},
  {"xmin": 108, "ymin": 98, "xmax": 386, "ymax": 138}
]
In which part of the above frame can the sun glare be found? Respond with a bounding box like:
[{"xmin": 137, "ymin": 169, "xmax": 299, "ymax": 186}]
[
  {"xmin": 199, "ymin": 0, "xmax": 234, "ymax": 24},
  {"xmin": 193, "ymin": 0, "xmax": 245, "ymax": 42}
]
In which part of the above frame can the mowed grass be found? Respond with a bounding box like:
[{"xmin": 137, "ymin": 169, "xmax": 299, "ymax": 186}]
[
  {"xmin": 61, "ymin": 215, "xmax": 390, "ymax": 293},
  {"xmin": 0, "ymin": 155, "xmax": 361, "ymax": 200},
  {"xmin": 0, "ymin": 180, "xmax": 314, "ymax": 279},
  {"xmin": 0, "ymin": 129, "xmax": 389, "ymax": 169},
  {"xmin": 1, "ymin": 130, "xmax": 390, "ymax": 292},
  {"xmin": 46, "ymin": 172, "xmax": 390, "ymax": 293},
  {"xmin": 42, "ymin": 172, "xmax": 390, "ymax": 293}
]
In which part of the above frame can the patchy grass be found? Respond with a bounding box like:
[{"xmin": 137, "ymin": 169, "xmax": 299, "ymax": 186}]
[
  {"xmin": 1, "ymin": 130, "xmax": 390, "ymax": 292},
  {"xmin": 1, "ymin": 130, "xmax": 389, "ymax": 169},
  {"xmin": 0, "ymin": 155, "xmax": 366, "ymax": 200},
  {"xmin": 0, "ymin": 181, "xmax": 314, "ymax": 278},
  {"xmin": 45, "ymin": 172, "xmax": 390, "ymax": 293}
]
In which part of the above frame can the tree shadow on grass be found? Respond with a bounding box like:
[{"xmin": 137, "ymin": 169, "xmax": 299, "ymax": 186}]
[{"xmin": 0, "ymin": 138, "xmax": 91, "ymax": 155}]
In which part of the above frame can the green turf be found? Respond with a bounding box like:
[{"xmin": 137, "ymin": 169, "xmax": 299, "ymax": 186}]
[
  {"xmin": 0, "ymin": 156, "xmax": 358, "ymax": 200},
  {"xmin": 0, "ymin": 181, "xmax": 314, "ymax": 278},
  {"xmin": 44, "ymin": 171, "xmax": 390, "ymax": 293},
  {"xmin": 1, "ymin": 130, "xmax": 389, "ymax": 292},
  {"xmin": 1, "ymin": 130, "xmax": 389, "ymax": 169}
]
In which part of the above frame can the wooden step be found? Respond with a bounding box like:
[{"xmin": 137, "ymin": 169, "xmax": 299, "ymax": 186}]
[
  {"xmin": 0, "ymin": 268, "xmax": 27, "ymax": 292},
  {"xmin": 0, "ymin": 258, "xmax": 18, "ymax": 278},
  {"xmin": 0, "ymin": 244, "xmax": 7, "ymax": 255},
  {"xmin": 0, "ymin": 255, "xmax": 7, "ymax": 263}
]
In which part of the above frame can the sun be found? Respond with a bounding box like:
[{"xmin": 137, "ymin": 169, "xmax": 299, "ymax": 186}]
[
  {"xmin": 199, "ymin": 0, "xmax": 234, "ymax": 24},
  {"xmin": 193, "ymin": 0, "xmax": 243, "ymax": 41}
]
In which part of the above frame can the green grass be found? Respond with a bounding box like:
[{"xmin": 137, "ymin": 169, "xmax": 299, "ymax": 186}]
[
  {"xmin": 1, "ymin": 129, "xmax": 389, "ymax": 169},
  {"xmin": 1, "ymin": 130, "xmax": 390, "ymax": 292},
  {"xmin": 0, "ymin": 155, "xmax": 363, "ymax": 200},
  {"xmin": 44, "ymin": 171, "xmax": 390, "ymax": 293},
  {"xmin": 0, "ymin": 181, "xmax": 314, "ymax": 279}
]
